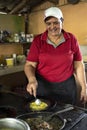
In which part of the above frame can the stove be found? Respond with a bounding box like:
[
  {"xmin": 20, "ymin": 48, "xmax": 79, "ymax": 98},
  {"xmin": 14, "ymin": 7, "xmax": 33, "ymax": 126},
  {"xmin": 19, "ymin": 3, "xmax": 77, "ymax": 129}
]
[
  {"xmin": 0, "ymin": 91, "xmax": 87, "ymax": 130},
  {"xmin": 59, "ymin": 108, "xmax": 87, "ymax": 130},
  {"xmin": 49, "ymin": 102, "xmax": 87, "ymax": 130}
]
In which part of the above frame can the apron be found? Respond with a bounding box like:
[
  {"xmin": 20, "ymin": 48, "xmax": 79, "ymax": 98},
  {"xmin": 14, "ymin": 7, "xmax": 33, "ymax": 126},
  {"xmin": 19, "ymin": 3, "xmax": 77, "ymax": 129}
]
[{"xmin": 36, "ymin": 74, "xmax": 77, "ymax": 105}]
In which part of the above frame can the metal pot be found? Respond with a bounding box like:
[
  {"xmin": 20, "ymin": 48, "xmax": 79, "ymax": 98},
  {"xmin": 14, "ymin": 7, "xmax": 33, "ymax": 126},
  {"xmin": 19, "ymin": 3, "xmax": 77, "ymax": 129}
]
[
  {"xmin": 0, "ymin": 118, "xmax": 30, "ymax": 130},
  {"xmin": 17, "ymin": 112, "xmax": 66, "ymax": 130}
]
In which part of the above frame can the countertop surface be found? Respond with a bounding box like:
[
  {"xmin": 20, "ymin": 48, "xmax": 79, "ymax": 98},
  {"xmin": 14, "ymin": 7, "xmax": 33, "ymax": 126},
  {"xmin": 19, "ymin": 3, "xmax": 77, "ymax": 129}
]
[
  {"xmin": 0, "ymin": 62, "xmax": 87, "ymax": 76},
  {"xmin": 0, "ymin": 64, "xmax": 24, "ymax": 76}
]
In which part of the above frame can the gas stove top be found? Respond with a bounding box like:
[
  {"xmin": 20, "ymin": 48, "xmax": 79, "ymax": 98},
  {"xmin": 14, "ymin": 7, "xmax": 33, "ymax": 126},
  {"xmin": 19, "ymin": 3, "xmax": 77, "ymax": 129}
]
[
  {"xmin": 48, "ymin": 102, "xmax": 87, "ymax": 130},
  {"xmin": 0, "ymin": 91, "xmax": 87, "ymax": 130},
  {"xmin": 60, "ymin": 109, "xmax": 86, "ymax": 130}
]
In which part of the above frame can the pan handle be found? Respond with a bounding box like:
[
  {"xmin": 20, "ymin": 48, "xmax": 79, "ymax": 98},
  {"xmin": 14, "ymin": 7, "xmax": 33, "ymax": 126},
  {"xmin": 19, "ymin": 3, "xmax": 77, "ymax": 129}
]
[{"xmin": 60, "ymin": 118, "xmax": 67, "ymax": 130}]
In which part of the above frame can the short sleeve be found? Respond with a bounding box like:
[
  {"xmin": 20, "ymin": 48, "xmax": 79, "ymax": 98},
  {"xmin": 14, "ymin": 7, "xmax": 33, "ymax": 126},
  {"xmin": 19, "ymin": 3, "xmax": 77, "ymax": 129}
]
[
  {"xmin": 26, "ymin": 35, "xmax": 41, "ymax": 62},
  {"xmin": 70, "ymin": 33, "xmax": 82, "ymax": 61}
]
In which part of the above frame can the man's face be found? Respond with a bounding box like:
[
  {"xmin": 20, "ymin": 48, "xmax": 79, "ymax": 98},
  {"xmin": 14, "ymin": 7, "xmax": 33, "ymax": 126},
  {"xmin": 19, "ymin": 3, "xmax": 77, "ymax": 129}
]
[{"xmin": 45, "ymin": 17, "xmax": 63, "ymax": 36}]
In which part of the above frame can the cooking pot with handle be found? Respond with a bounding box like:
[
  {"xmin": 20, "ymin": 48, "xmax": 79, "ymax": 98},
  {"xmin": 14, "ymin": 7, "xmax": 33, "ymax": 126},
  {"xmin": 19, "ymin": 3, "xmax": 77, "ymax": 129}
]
[
  {"xmin": 16, "ymin": 112, "xmax": 67, "ymax": 130},
  {"xmin": 0, "ymin": 118, "xmax": 30, "ymax": 130}
]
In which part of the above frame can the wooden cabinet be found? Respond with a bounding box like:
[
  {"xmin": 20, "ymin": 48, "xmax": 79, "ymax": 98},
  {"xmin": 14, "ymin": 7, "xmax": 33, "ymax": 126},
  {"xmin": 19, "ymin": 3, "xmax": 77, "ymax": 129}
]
[{"xmin": 0, "ymin": 71, "xmax": 27, "ymax": 92}]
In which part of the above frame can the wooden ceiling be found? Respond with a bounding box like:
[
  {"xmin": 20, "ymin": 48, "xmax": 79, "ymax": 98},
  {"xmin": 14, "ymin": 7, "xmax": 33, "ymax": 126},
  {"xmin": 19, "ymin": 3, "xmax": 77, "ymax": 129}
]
[
  {"xmin": 0, "ymin": 0, "xmax": 81, "ymax": 14},
  {"xmin": 0, "ymin": 0, "xmax": 59, "ymax": 14}
]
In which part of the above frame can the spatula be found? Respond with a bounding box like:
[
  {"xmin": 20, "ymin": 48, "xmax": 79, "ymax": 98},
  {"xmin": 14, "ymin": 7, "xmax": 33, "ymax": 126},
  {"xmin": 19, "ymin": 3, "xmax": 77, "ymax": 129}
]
[
  {"xmin": 34, "ymin": 96, "xmax": 41, "ymax": 105},
  {"xmin": 35, "ymin": 98, "xmax": 41, "ymax": 105}
]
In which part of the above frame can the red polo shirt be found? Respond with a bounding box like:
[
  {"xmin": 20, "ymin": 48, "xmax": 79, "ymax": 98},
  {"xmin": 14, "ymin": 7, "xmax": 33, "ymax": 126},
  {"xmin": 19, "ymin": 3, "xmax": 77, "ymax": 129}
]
[{"xmin": 27, "ymin": 30, "xmax": 82, "ymax": 82}]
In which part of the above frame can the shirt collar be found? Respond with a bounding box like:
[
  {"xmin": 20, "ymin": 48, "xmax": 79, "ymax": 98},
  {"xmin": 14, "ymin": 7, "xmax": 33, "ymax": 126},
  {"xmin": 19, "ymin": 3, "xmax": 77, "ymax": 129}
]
[{"xmin": 41, "ymin": 29, "xmax": 70, "ymax": 41}]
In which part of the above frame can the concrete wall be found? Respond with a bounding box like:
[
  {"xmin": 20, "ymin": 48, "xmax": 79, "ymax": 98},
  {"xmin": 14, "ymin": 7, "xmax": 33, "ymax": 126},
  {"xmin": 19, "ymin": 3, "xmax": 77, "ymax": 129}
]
[
  {"xmin": 28, "ymin": 1, "xmax": 87, "ymax": 45},
  {"xmin": 0, "ymin": 14, "xmax": 25, "ymax": 33}
]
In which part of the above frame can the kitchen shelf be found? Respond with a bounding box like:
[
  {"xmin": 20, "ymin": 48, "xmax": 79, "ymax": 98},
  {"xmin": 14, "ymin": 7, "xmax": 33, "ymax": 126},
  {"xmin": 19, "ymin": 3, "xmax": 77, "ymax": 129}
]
[{"xmin": 0, "ymin": 42, "xmax": 31, "ymax": 58}]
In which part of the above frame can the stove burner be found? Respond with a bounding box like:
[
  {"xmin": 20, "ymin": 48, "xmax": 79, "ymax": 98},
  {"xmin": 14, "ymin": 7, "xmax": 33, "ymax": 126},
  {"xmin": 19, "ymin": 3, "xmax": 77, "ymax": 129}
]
[
  {"xmin": 59, "ymin": 108, "xmax": 86, "ymax": 130},
  {"xmin": 0, "ymin": 106, "xmax": 17, "ymax": 118}
]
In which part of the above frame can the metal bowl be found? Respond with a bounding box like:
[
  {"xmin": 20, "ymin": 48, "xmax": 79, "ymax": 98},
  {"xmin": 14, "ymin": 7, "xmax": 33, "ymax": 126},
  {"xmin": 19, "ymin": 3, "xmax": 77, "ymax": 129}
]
[{"xmin": 0, "ymin": 118, "xmax": 30, "ymax": 130}]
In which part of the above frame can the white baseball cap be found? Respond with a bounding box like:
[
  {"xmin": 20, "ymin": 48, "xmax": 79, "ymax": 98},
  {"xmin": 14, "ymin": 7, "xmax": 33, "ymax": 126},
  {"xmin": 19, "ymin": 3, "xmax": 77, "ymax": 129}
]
[{"xmin": 44, "ymin": 7, "xmax": 63, "ymax": 21}]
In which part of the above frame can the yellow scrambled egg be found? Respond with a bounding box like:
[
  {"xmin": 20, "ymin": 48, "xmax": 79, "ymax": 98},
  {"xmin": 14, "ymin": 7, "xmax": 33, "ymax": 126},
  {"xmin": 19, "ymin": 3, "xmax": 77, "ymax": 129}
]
[{"xmin": 30, "ymin": 101, "xmax": 48, "ymax": 111}]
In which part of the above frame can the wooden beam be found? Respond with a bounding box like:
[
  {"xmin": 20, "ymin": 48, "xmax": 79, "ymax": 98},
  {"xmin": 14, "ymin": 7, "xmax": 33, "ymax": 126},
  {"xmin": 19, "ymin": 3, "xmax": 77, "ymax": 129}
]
[
  {"xmin": 48, "ymin": 0, "xmax": 59, "ymax": 4},
  {"xmin": 9, "ymin": 0, "xmax": 29, "ymax": 14}
]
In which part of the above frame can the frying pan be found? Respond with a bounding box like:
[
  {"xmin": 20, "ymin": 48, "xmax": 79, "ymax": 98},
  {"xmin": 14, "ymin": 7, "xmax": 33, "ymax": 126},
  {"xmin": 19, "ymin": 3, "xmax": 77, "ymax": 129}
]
[
  {"xmin": 16, "ymin": 112, "xmax": 67, "ymax": 130},
  {"xmin": 25, "ymin": 98, "xmax": 57, "ymax": 112}
]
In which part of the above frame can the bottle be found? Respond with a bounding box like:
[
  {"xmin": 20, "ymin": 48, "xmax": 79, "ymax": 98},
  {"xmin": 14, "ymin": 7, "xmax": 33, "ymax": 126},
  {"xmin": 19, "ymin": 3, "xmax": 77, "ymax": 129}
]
[{"xmin": 13, "ymin": 53, "xmax": 17, "ymax": 65}]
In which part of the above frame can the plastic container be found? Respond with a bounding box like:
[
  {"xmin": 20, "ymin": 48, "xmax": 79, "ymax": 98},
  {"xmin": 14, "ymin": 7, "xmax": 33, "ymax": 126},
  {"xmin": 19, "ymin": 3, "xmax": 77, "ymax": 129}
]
[{"xmin": 6, "ymin": 58, "xmax": 14, "ymax": 66}]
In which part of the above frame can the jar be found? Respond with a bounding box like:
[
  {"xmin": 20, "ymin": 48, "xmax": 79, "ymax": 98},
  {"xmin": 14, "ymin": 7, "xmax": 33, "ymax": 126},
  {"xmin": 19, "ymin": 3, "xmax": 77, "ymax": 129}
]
[
  {"xmin": 14, "ymin": 33, "xmax": 19, "ymax": 42},
  {"xmin": 26, "ymin": 34, "xmax": 30, "ymax": 43}
]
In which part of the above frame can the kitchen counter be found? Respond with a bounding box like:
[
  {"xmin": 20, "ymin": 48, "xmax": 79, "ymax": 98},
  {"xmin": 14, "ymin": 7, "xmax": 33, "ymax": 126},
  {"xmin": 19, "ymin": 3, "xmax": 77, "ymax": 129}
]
[
  {"xmin": 0, "ymin": 64, "xmax": 24, "ymax": 76},
  {"xmin": 0, "ymin": 62, "xmax": 87, "ymax": 76}
]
